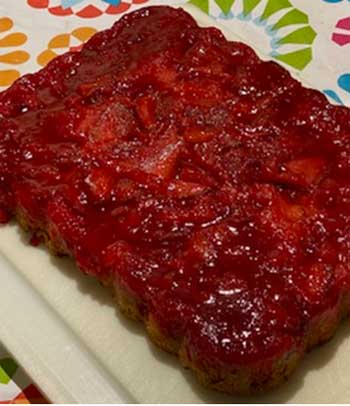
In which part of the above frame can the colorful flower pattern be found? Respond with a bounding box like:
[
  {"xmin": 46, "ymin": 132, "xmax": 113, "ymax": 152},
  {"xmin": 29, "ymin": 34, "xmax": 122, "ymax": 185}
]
[
  {"xmin": 332, "ymin": 16, "xmax": 350, "ymax": 46},
  {"xmin": 37, "ymin": 27, "xmax": 97, "ymax": 66},
  {"xmin": 190, "ymin": 0, "xmax": 317, "ymax": 70},
  {"xmin": 0, "ymin": 18, "xmax": 29, "ymax": 87},
  {"xmin": 27, "ymin": 0, "xmax": 149, "ymax": 18},
  {"xmin": 324, "ymin": 73, "xmax": 350, "ymax": 105},
  {"xmin": 0, "ymin": 354, "xmax": 47, "ymax": 404}
]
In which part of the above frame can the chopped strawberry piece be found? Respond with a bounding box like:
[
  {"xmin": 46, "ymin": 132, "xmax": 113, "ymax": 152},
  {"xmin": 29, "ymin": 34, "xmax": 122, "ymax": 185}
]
[
  {"xmin": 285, "ymin": 157, "xmax": 325, "ymax": 186},
  {"xmin": 135, "ymin": 95, "xmax": 156, "ymax": 128},
  {"xmin": 184, "ymin": 127, "xmax": 216, "ymax": 143},
  {"xmin": 85, "ymin": 168, "xmax": 114, "ymax": 203},
  {"xmin": 167, "ymin": 180, "xmax": 206, "ymax": 199},
  {"xmin": 140, "ymin": 134, "xmax": 182, "ymax": 179}
]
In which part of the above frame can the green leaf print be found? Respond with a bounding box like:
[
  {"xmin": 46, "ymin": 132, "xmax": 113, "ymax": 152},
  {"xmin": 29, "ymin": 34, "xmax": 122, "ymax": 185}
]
[
  {"xmin": 189, "ymin": 0, "xmax": 209, "ymax": 13},
  {"xmin": 278, "ymin": 26, "xmax": 317, "ymax": 45},
  {"xmin": 242, "ymin": 0, "xmax": 261, "ymax": 16},
  {"xmin": 260, "ymin": 0, "xmax": 292, "ymax": 21},
  {"xmin": 215, "ymin": 0, "xmax": 236, "ymax": 15},
  {"xmin": 274, "ymin": 48, "xmax": 312, "ymax": 70},
  {"xmin": 0, "ymin": 358, "xmax": 18, "ymax": 385},
  {"xmin": 272, "ymin": 9, "xmax": 309, "ymax": 31}
]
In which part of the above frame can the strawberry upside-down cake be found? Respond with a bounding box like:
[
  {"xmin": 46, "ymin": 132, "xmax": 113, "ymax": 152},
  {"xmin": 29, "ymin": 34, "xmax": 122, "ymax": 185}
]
[{"xmin": 1, "ymin": 6, "xmax": 350, "ymax": 395}]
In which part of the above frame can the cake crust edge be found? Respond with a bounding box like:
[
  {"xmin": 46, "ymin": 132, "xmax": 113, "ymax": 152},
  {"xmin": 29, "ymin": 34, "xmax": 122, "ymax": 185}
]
[{"xmin": 14, "ymin": 208, "xmax": 350, "ymax": 395}]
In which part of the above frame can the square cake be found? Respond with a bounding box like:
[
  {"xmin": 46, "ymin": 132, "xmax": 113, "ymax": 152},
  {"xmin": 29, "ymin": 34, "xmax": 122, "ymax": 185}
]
[{"xmin": 1, "ymin": 6, "xmax": 350, "ymax": 394}]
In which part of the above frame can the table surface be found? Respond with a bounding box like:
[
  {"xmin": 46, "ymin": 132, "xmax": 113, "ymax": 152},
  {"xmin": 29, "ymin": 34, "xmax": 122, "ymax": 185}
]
[{"xmin": 0, "ymin": 0, "xmax": 349, "ymax": 403}]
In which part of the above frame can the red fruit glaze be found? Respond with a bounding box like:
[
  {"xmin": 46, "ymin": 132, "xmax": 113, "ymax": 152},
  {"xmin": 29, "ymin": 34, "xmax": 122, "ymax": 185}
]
[{"xmin": 1, "ymin": 6, "xmax": 350, "ymax": 368}]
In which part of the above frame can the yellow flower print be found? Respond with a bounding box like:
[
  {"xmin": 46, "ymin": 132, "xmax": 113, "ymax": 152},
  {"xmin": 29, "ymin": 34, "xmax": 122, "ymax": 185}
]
[
  {"xmin": 0, "ymin": 17, "xmax": 30, "ymax": 87},
  {"xmin": 37, "ymin": 27, "xmax": 97, "ymax": 67}
]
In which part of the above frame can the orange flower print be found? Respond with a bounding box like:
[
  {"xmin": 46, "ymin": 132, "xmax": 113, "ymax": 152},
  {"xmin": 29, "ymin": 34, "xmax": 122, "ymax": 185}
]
[
  {"xmin": 28, "ymin": 0, "xmax": 149, "ymax": 18},
  {"xmin": 37, "ymin": 27, "xmax": 97, "ymax": 66},
  {"xmin": 0, "ymin": 17, "xmax": 30, "ymax": 87}
]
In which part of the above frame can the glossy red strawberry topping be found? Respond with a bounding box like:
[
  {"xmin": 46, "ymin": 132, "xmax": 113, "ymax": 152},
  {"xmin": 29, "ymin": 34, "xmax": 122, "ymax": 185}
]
[{"xmin": 1, "ymin": 6, "xmax": 350, "ymax": 368}]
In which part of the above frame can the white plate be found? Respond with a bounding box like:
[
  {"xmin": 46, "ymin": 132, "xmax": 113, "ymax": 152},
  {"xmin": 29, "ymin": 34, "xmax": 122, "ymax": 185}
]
[{"xmin": 1, "ymin": 5, "xmax": 350, "ymax": 404}]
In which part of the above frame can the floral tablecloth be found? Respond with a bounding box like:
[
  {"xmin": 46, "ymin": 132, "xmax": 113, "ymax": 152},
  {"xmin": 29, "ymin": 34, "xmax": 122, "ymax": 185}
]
[
  {"xmin": 0, "ymin": 0, "xmax": 349, "ymax": 403},
  {"xmin": 0, "ymin": 347, "xmax": 46, "ymax": 404}
]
